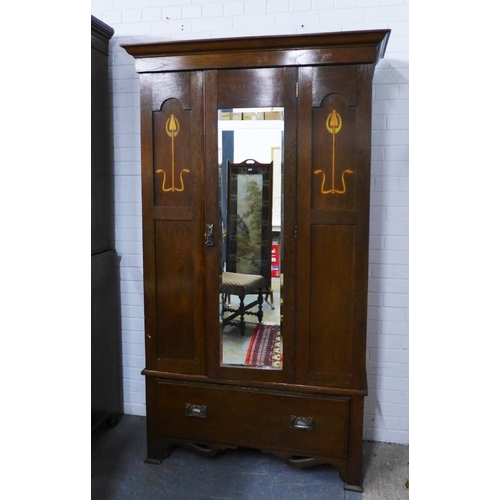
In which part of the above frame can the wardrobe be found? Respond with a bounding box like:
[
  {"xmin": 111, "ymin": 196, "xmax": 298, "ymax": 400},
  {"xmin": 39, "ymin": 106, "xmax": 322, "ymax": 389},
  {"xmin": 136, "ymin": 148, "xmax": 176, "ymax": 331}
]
[
  {"xmin": 91, "ymin": 15, "xmax": 122, "ymax": 432},
  {"xmin": 123, "ymin": 29, "xmax": 390, "ymax": 491}
]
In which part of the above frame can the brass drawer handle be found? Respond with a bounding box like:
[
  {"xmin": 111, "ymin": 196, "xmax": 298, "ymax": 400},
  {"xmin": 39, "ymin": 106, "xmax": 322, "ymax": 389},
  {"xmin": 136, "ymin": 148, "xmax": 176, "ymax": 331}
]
[
  {"xmin": 290, "ymin": 415, "xmax": 314, "ymax": 431},
  {"xmin": 185, "ymin": 404, "xmax": 208, "ymax": 418}
]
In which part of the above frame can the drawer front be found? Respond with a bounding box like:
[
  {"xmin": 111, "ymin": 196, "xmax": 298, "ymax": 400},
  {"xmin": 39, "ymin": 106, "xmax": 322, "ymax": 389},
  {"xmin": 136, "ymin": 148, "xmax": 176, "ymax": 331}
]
[{"xmin": 154, "ymin": 380, "xmax": 349, "ymax": 458}]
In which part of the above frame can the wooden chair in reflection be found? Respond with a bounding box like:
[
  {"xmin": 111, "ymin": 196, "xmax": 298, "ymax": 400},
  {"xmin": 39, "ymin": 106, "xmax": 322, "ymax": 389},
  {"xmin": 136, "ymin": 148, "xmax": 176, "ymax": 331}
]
[
  {"xmin": 220, "ymin": 272, "xmax": 265, "ymax": 336},
  {"xmin": 221, "ymin": 159, "xmax": 274, "ymax": 335}
]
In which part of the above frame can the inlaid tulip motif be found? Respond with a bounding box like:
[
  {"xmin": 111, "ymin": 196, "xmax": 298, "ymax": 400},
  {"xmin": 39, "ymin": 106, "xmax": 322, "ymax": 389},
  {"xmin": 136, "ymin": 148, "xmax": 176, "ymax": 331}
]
[
  {"xmin": 156, "ymin": 114, "xmax": 190, "ymax": 192},
  {"xmin": 314, "ymin": 109, "xmax": 353, "ymax": 195}
]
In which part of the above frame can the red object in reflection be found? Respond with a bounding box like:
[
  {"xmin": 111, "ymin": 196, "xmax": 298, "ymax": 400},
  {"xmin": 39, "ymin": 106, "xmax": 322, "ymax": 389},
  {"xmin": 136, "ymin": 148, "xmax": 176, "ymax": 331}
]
[{"xmin": 271, "ymin": 243, "xmax": 280, "ymax": 278}]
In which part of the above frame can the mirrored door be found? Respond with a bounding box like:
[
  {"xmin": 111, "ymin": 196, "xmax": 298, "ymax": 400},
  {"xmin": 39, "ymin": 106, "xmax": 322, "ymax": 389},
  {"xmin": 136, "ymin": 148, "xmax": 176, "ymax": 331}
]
[{"xmin": 218, "ymin": 108, "xmax": 284, "ymax": 370}]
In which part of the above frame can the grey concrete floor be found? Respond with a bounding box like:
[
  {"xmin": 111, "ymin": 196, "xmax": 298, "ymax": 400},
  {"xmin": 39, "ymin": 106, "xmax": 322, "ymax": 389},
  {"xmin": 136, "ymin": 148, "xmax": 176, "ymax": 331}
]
[{"xmin": 92, "ymin": 415, "xmax": 409, "ymax": 499}]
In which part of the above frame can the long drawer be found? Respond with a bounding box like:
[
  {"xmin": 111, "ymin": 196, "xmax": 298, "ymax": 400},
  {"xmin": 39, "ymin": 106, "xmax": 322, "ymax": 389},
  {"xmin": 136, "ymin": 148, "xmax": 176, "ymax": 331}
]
[{"xmin": 152, "ymin": 379, "xmax": 350, "ymax": 458}]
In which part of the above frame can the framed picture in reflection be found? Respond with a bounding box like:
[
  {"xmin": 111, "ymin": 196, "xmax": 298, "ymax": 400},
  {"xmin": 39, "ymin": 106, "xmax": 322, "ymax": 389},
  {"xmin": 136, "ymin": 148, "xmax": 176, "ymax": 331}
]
[{"xmin": 226, "ymin": 159, "xmax": 273, "ymax": 287}]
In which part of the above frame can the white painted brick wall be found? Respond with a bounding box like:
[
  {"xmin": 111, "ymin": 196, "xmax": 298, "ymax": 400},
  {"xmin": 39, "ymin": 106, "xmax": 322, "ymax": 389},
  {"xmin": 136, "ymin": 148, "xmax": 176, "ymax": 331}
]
[{"xmin": 91, "ymin": 0, "xmax": 409, "ymax": 445}]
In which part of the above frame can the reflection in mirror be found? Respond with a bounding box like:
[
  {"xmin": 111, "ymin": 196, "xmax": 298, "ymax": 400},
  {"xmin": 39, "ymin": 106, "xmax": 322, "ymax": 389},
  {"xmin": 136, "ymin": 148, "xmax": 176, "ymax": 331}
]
[{"xmin": 218, "ymin": 108, "xmax": 284, "ymax": 370}]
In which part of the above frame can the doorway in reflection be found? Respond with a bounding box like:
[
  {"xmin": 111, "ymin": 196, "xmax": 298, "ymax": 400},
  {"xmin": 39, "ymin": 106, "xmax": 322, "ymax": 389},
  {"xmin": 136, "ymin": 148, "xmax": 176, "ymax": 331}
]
[{"xmin": 218, "ymin": 108, "xmax": 284, "ymax": 370}]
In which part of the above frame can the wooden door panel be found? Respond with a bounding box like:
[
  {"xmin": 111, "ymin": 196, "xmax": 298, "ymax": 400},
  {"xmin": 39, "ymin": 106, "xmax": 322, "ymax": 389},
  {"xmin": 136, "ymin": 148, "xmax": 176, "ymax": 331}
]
[
  {"xmin": 309, "ymin": 225, "xmax": 354, "ymax": 379},
  {"xmin": 296, "ymin": 65, "xmax": 372, "ymax": 389},
  {"xmin": 143, "ymin": 71, "xmax": 205, "ymax": 375},
  {"xmin": 154, "ymin": 220, "xmax": 199, "ymax": 366}
]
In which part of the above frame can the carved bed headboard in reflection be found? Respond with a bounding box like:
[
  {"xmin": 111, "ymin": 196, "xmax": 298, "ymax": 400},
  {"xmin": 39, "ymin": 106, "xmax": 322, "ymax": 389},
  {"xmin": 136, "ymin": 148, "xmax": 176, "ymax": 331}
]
[{"xmin": 226, "ymin": 159, "xmax": 273, "ymax": 289}]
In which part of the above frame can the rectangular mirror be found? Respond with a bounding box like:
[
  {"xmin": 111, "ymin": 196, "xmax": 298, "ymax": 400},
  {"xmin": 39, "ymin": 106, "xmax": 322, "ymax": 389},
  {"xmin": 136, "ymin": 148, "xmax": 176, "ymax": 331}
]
[{"xmin": 218, "ymin": 108, "xmax": 284, "ymax": 370}]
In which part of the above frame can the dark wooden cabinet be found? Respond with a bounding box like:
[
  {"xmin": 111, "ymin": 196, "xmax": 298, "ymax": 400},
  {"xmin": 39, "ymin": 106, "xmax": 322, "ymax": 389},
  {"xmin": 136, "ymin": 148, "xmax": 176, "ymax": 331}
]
[
  {"xmin": 91, "ymin": 16, "xmax": 123, "ymax": 432},
  {"xmin": 123, "ymin": 30, "xmax": 390, "ymax": 491}
]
